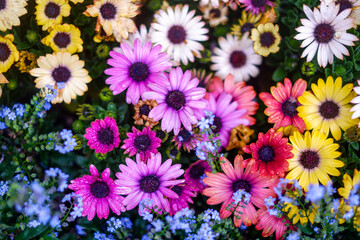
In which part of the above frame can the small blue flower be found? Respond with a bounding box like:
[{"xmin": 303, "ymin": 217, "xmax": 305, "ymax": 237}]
[
  {"xmin": 57, "ymin": 82, "xmax": 66, "ymax": 89},
  {"xmin": 306, "ymin": 184, "xmax": 325, "ymax": 204},
  {"xmin": 28, "ymin": 220, "xmax": 41, "ymax": 228},
  {"xmin": 142, "ymin": 211, "xmax": 153, "ymax": 222},
  {"xmin": 264, "ymin": 196, "xmax": 276, "ymax": 208},
  {"xmin": 8, "ymin": 112, "xmax": 16, "ymax": 120},
  {"xmin": 151, "ymin": 219, "xmax": 163, "ymax": 232},
  {"xmin": 44, "ymin": 102, "xmax": 51, "ymax": 111},
  {"xmin": 287, "ymin": 232, "xmax": 300, "ymax": 240},
  {"xmin": 0, "ymin": 122, "xmax": 6, "ymax": 130},
  {"xmin": 60, "ymin": 129, "xmax": 73, "ymax": 140},
  {"xmin": 0, "ymin": 181, "xmax": 9, "ymax": 196}
]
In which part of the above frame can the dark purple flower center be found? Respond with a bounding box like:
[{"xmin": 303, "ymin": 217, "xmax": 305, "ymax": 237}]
[
  {"xmin": 172, "ymin": 185, "xmax": 183, "ymax": 196},
  {"xmin": 134, "ymin": 134, "xmax": 151, "ymax": 151},
  {"xmin": 129, "ymin": 62, "xmax": 150, "ymax": 82},
  {"xmin": 167, "ymin": 25, "xmax": 187, "ymax": 44},
  {"xmin": 319, "ymin": 100, "xmax": 339, "ymax": 119},
  {"xmin": 230, "ymin": 51, "xmax": 247, "ymax": 68},
  {"xmin": 189, "ymin": 164, "xmax": 205, "ymax": 179},
  {"xmin": 232, "ymin": 179, "xmax": 251, "ymax": 193},
  {"xmin": 260, "ymin": 32, "xmax": 275, "ymax": 47},
  {"xmin": 251, "ymin": 0, "xmax": 267, "ymax": 8},
  {"xmin": 178, "ymin": 129, "xmax": 192, "ymax": 142},
  {"xmin": 156, "ymin": 129, "xmax": 166, "ymax": 140},
  {"xmin": 0, "ymin": 43, "xmax": 10, "ymax": 62},
  {"xmin": 314, "ymin": 24, "xmax": 334, "ymax": 43},
  {"xmin": 299, "ymin": 195, "xmax": 312, "ymax": 209},
  {"xmin": 52, "ymin": 66, "xmax": 71, "ymax": 83},
  {"xmin": 44, "ymin": 2, "xmax": 60, "ymax": 19},
  {"xmin": 209, "ymin": 9, "xmax": 221, "ymax": 18},
  {"xmin": 140, "ymin": 175, "xmax": 160, "ymax": 193},
  {"xmin": 166, "ymin": 90, "xmax": 186, "ymax": 110},
  {"xmin": 90, "ymin": 181, "xmax": 110, "ymax": 198},
  {"xmin": 258, "ymin": 145, "xmax": 275, "ymax": 162},
  {"xmin": 53, "ymin": 32, "xmax": 71, "ymax": 48},
  {"xmin": 337, "ymin": 0, "xmax": 353, "ymax": 12},
  {"xmin": 241, "ymin": 23, "xmax": 254, "ymax": 34},
  {"xmin": 282, "ymin": 98, "xmax": 298, "ymax": 117},
  {"xmin": 140, "ymin": 104, "xmax": 151, "ymax": 116},
  {"xmin": 0, "ymin": 0, "xmax": 6, "ymax": 11},
  {"xmin": 100, "ymin": 2, "xmax": 117, "ymax": 20},
  {"xmin": 299, "ymin": 150, "xmax": 320, "ymax": 169},
  {"xmin": 170, "ymin": 148, "xmax": 179, "ymax": 157},
  {"xmin": 97, "ymin": 127, "xmax": 114, "ymax": 145},
  {"xmin": 211, "ymin": 116, "xmax": 222, "ymax": 134}
]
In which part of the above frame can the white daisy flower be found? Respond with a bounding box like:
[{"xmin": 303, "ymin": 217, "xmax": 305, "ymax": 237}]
[
  {"xmin": 197, "ymin": 0, "xmax": 220, "ymax": 8},
  {"xmin": 200, "ymin": 3, "xmax": 229, "ymax": 27},
  {"xmin": 336, "ymin": 0, "xmax": 360, "ymax": 25},
  {"xmin": 294, "ymin": 1, "xmax": 358, "ymax": 68},
  {"xmin": 351, "ymin": 79, "xmax": 360, "ymax": 125},
  {"xmin": 151, "ymin": 4, "xmax": 209, "ymax": 65},
  {"xmin": 211, "ymin": 34, "xmax": 262, "ymax": 82}
]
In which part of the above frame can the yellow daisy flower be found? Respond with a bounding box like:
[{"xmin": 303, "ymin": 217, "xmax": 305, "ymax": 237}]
[
  {"xmin": 35, "ymin": 0, "xmax": 71, "ymax": 31},
  {"xmin": 15, "ymin": 51, "xmax": 37, "ymax": 73},
  {"xmin": 0, "ymin": 0, "xmax": 28, "ymax": 31},
  {"xmin": 286, "ymin": 130, "xmax": 344, "ymax": 191},
  {"xmin": 30, "ymin": 52, "xmax": 92, "ymax": 104},
  {"xmin": 84, "ymin": 0, "xmax": 138, "ymax": 42},
  {"xmin": 231, "ymin": 11, "xmax": 261, "ymax": 37},
  {"xmin": 251, "ymin": 23, "xmax": 281, "ymax": 57},
  {"xmin": 297, "ymin": 76, "xmax": 359, "ymax": 141},
  {"xmin": 0, "ymin": 34, "xmax": 19, "ymax": 73},
  {"xmin": 42, "ymin": 24, "xmax": 83, "ymax": 54}
]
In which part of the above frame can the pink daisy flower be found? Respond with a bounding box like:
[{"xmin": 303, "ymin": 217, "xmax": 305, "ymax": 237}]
[
  {"xmin": 240, "ymin": 0, "xmax": 275, "ymax": 15},
  {"xmin": 259, "ymin": 78, "xmax": 307, "ymax": 133},
  {"xmin": 208, "ymin": 74, "xmax": 258, "ymax": 125},
  {"xmin": 115, "ymin": 153, "xmax": 185, "ymax": 213},
  {"xmin": 184, "ymin": 160, "xmax": 212, "ymax": 193},
  {"xmin": 68, "ymin": 165, "xmax": 131, "ymax": 220},
  {"xmin": 84, "ymin": 116, "xmax": 121, "ymax": 154},
  {"xmin": 105, "ymin": 38, "xmax": 172, "ymax": 105},
  {"xmin": 142, "ymin": 67, "xmax": 207, "ymax": 135},
  {"xmin": 203, "ymin": 155, "xmax": 277, "ymax": 227},
  {"xmin": 205, "ymin": 92, "xmax": 249, "ymax": 147},
  {"xmin": 173, "ymin": 129, "xmax": 203, "ymax": 152},
  {"xmin": 168, "ymin": 183, "xmax": 198, "ymax": 215},
  {"xmin": 121, "ymin": 127, "xmax": 161, "ymax": 162}
]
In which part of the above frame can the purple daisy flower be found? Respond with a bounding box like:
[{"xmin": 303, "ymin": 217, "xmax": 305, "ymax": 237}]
[
  {"xmin": 239, "ymin": 0, "xmax": 275, "ymax": 15},
  {"xmin": 115, "ymin": 153, "xmax": 185, "ymax": 213},
  {"xmin": 173, "ymin": 129, "xmax": 203, "ymax": 152},
  {"xmin": 121, "ymin": 126, "xmax": 161, "ymax": 162},
  {"xmin": 206, "ymin": 92, "xmax": 249, "ymax": 147},
  {"xmin": 84, "ymin": 116, "xmax": 120, "ymax": 154},
  {"xmin": 105, "ymin": 38, "xmax": 172, "ymax": 105},
  {"xmin": 169, "ymin": 183, "xmax": 198, "ymax": 215},
  {"xmin": 184, "ymin": 160, "xmax": 212, "ymax": 193},
  {"xmin": 142, "ymin": 67, "xmax": 207, "ymax": 135}
]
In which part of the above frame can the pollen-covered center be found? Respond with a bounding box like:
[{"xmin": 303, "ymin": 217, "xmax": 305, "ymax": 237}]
[
  {"xmin": 251, "ymin": 0, "xmax": 267, "ymax": 7},
  {"xmin": 139, "ymin": 104, "xmax": 151, "ymax": 116},
  {"xmin": 97, "ymin": 128, "xmax": 114, "ymax": 145},
  {"xmin": 319, "ymin": 100, "xmax": 340, "ymax": 119},
  {"xmin": 140, "ymin": 175, "xmax": 160, "ymax": 193},
  {"xmin": 100, "ymin": 2, "xmax": 117, "ymax": 20},
  {"xmin": 211, "ymin": 116, "xmax": 222, "ymax": 134},
  {"xmin": 54, "ymin": 32, "xmax": 71, "ymax": 48},
  {"xmin": 258, "ymin": 145, "xmax": 275, "ymax": 162},
  {"xmin": 0, "ymin": 0, "xmax": 6, "ymax": 10},
  {"xmin": 232, "ymin": 179, "xmax": 251, "ymax": 193},
  {"xmin": 178, "ymin": 129, "xmax": 192, "ymax": 142},
  {"xmin": 166, "ymin": 90, "xmax": 186, "ymax": 110},
  {"xmin": 44, "ymin": 2, "xmax": 60, "ymax": 19},
  {"xmin": 0, "ymin": 43, "xmax": 10, "ymax": 62},
  {"xmin": 90, "ymin": 181, "xmax": 110, "ymax": 198},
  {"xmin": 52, "ymin": 66, "xmax": 71, "ymax": 82},
  {"xmin": 314, "ymin": 24, "xmax": 334, "ymax": 43},
  {"xmin": 260, "ymin": 32, "xmax": 275, "ymax": 47},
  {"xmin": 189, "ymin": 164, "xmax": 205, "ymax": 179},
  {"xmin": 129, "ymin": 62, "xmax": 150, "ymax": 82},
  {"xmin": 230, "ymin": 51, "xmax": 247, "ymax": 68},
  {"xmin": 167, "ymin": 25, "xmax": 187, "ymax": 44},
  {"xmin": 134, "ymin": 134, "xmax": 152, "ymax": 151},
  {"xmin": 282, "ymin": 98, "xmax": 298, "ymax": 117},
  {"xmin": 299, "ymin": 150, "xmax": 320, "ymax": 169}
]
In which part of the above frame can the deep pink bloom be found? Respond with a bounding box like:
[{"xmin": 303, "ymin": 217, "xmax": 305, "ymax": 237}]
[
  {"xmin": 168, "ymin": 183, "xmax": 198, "ymax": 215},
  {"xmin": 115, "ymin": 153, "xmax": 185, "ymax": 213},
  {"xmin": 205, "ymin": 92, "xmax": 249, "ymax": 147},
  {"xmin": 208, "ymin": 74, "xmax": 258, "ymax": 125},
  {"xmin": 84, "ymin": 116, "xmax": 120, "ymax": 154},
  {"xmin": 203, "ymin": 155, "xmax": 277, "ymax": 227},
  {"xmin": 105, "ymin": 38, "xmax": 172, "ymax": 105},
  {"xmin": 184, "ymin": 160, "xmax": 212, "ymax": 192},
  {"xmin": 142, "ymin": 67, "xmax": 207, "ymax": 135},
  {"xmin": 239, "ymin": 0, "xmax": 275, "ymax": 14},
  {"xmin": 173, "ymin": 129, "xmax": 203, "ymax": 152},
  {"xmin": 68, "ymin": 165, "xmax": 131, "ymax": 220},
  {"xmin": 121, "ymin": 126, "xmax": 161, "ymax": 162}
]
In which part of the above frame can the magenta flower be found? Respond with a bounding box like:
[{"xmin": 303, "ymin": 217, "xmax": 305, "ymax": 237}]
[
  {"xmin": 239, "ymin": 0, "xmax": 275, "ymax": 15},
  {"xmin": 142, "ymin": 67, "xmax": 207, "ymax": 135},
  {"xmin": 173, "ymin": 129, "xmax": 203, "ymax": 152},
  {"xmin": 206, "ymin": 92, "xmax": 249, "ymax": 147},
  {"xmin": 84, "ymin": 116, "xmax": 120, "ymax": 154},
  {"xmin": 184, "ymin": 160, "xmax": 212, "ymax": 193},
  {"xmin": 115, "ymin": 153, "xmax": 184, "ymax": 213},
  {"xmin": 121, "ymin": 126, "xmax": 161, "ymax": 162},
  {"xmin": 68, "ymin": 165, "xmax": 131, "ymax": 220},
  {"xmin": 168, "ymin": 184, "xmax": 198, "ymax": 215},
  {"xmin": 105, "ymin": 38, "xmax": 172, "ymax": 105}
]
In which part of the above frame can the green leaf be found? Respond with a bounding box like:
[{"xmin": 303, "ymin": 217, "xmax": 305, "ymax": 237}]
[
  {"xmin": 15, "ymin": 225, "xmax": 49, "ymax": 240},
  {"xmin": 272, "ymin": 67, "xmax": 287, "ymax": 82},
  {"xmin": 350, "ymin": 141, "xmax": 359, "ymax": 151}
]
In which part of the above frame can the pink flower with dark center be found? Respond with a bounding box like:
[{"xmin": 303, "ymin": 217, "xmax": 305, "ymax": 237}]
[
  {"xmin": 168, "ymin": 183, "xmax": 198, "ymax": 215},
  {"xmin": 121, "ymin": 126, "xmax": 161, "ymax": 162},
  {"xmin": 239, "ymin": 0, "xmax": 275, "ymax": 15},
  {"xmin": 115, "ymin": 153, "xmax": 184, "ymax": 213},
  {"xmin": 68, "ymin": 165, "xmax": 131, "ymax": 220},
  {"xmin": 84, "ymin": 116, "xmax": 120, "ymax": 154},
  {"xmin": 184, "ymin": 160, "xmax": 212, "ymax": 192},
  {"xmin": 173, "ymin": 129, "xmax": 203, "ymax": 152}
]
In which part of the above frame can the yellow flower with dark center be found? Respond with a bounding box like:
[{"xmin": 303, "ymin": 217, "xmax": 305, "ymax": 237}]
[
  {"xmin": 286, "ymin": 130, "xmax": 343, "ymax": 191},
  {"xmin": 284, "ymin": 198, "xmax": 317, "ymax": 225},
  {"xmin": 251, "ymin": 23, "xmax": 281, "ymax": 57},
  {"xmin": 35, "ymin": 0, "xmax": 71, "ymax": 31},
  {"xmin": 84, "ymin": 0, "xmax": 138, "ymax": 42},
  {"xmin": 225, "ymin": 125, "xmax": 254, "ymax": 154},
  {"xmin": 297, "ymin": 76, "xmax": 359, "ymax": 141},
  {"xmin": 0, "ymin": 0, "xmax": 28, "ymax": 31},
  {"xmin": 15, "ymin": 51, "xmax": 37, "ymax": 73},
  {"xmin": 0, "ymin": 34, "xmax": 19, "ymax": 73},
  {"xmin": 231, "ymin": 11, "xmax": 261, "ymax": 37},
  {"xmin": 42, "ymin": 24, "xmax": 83, "ymax": 54}
]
